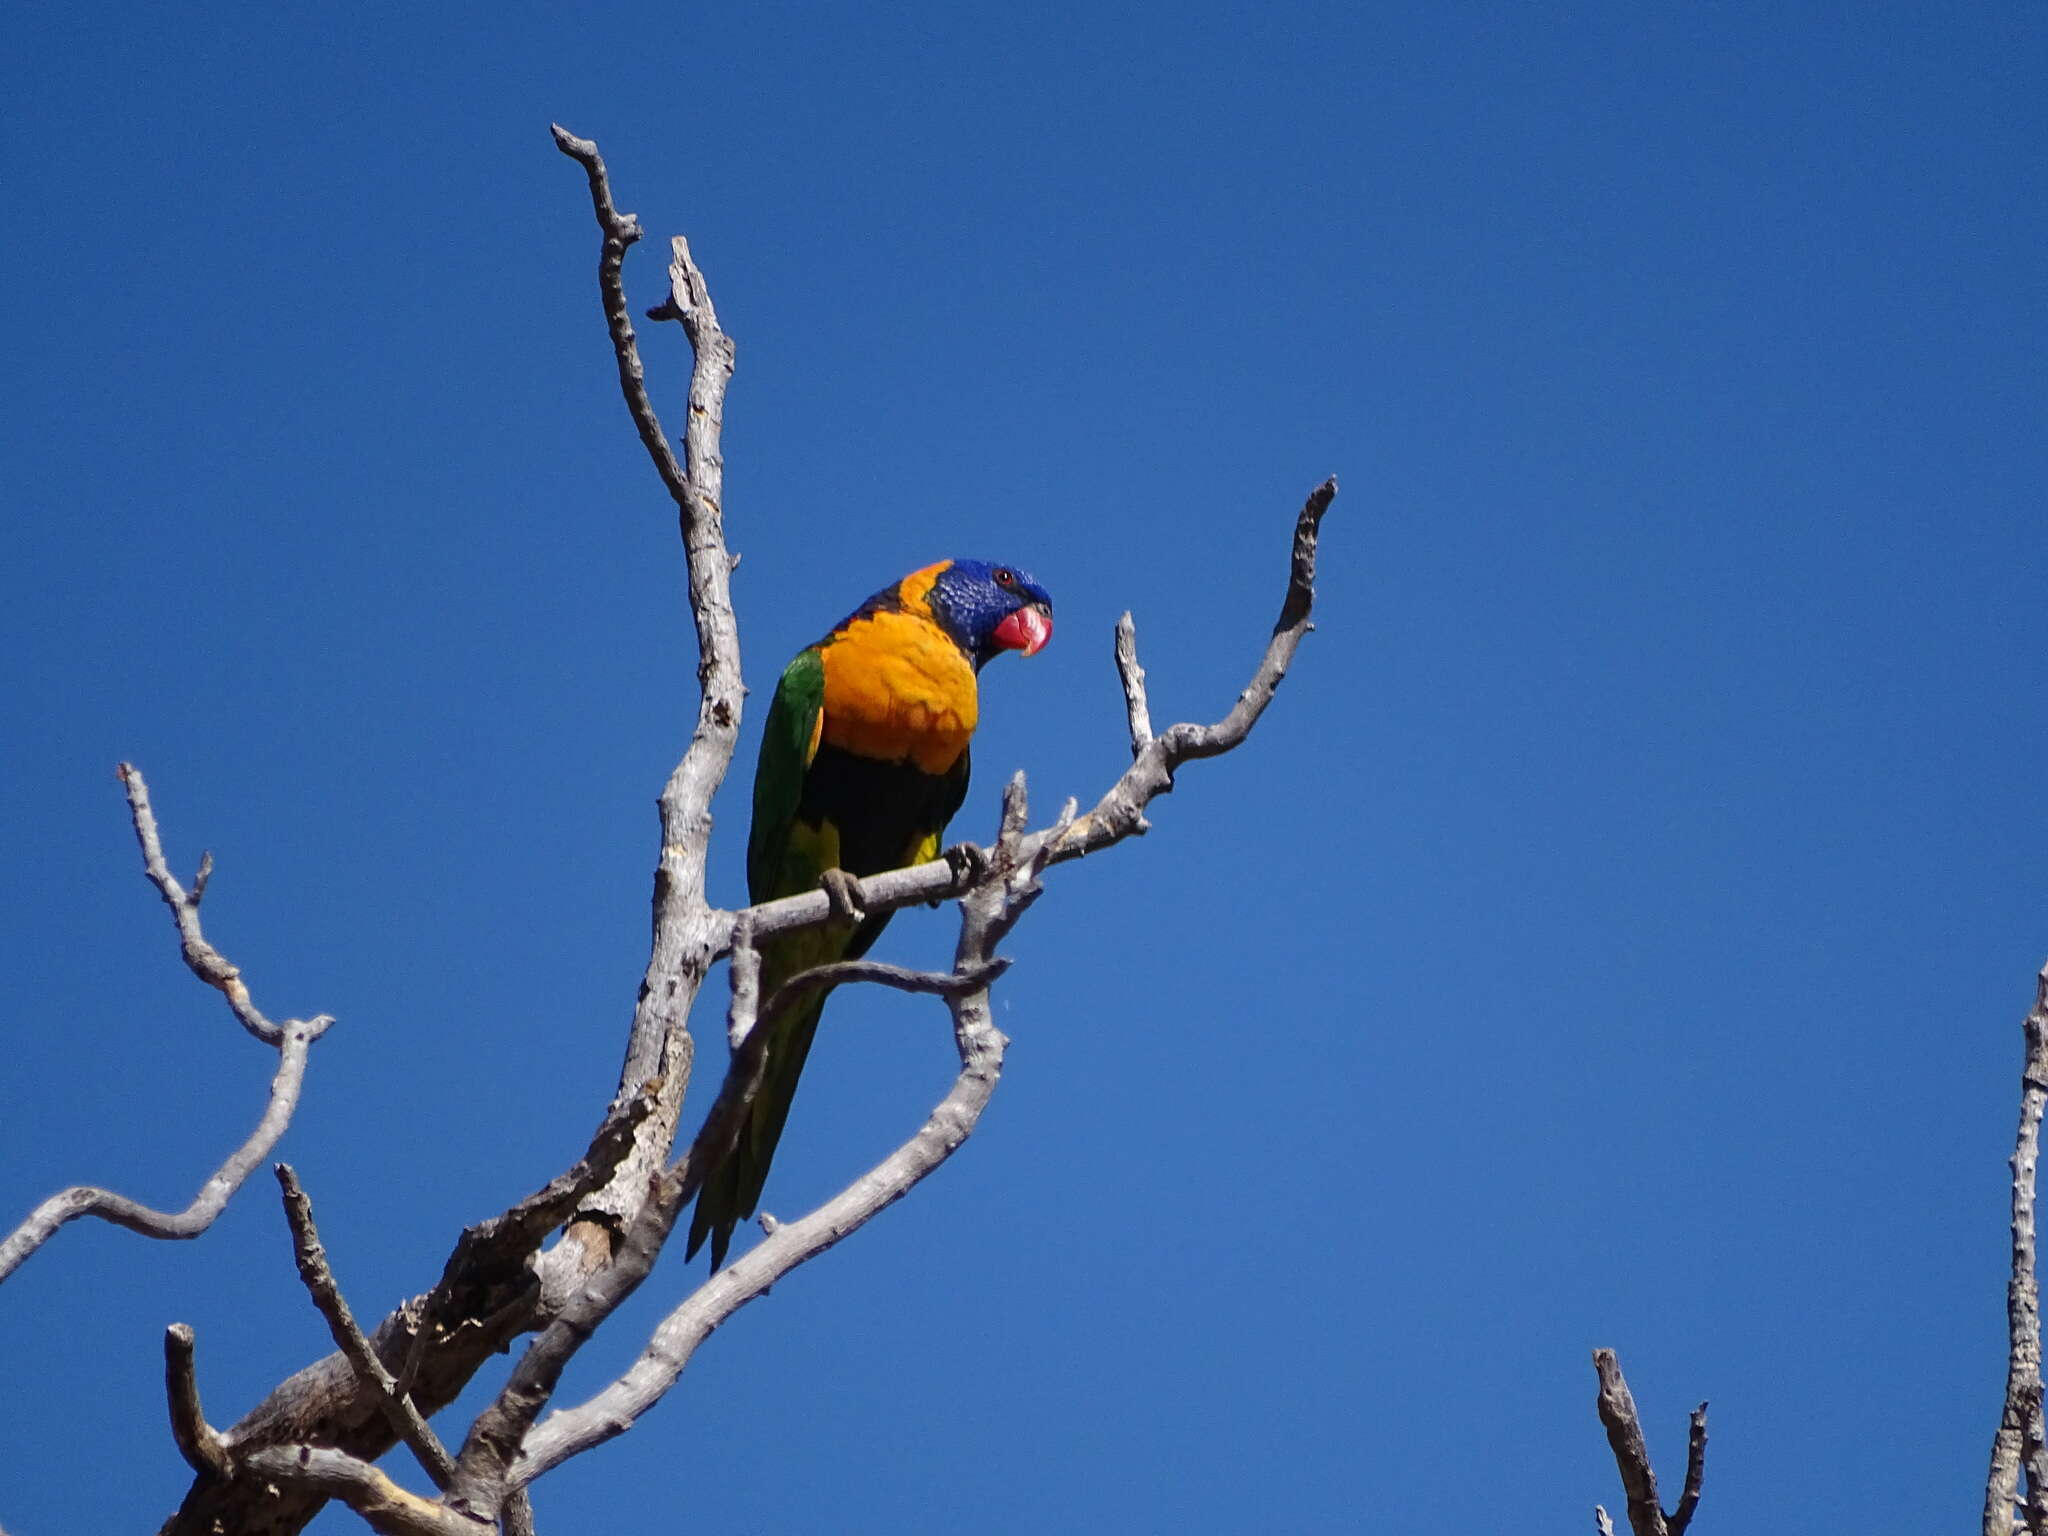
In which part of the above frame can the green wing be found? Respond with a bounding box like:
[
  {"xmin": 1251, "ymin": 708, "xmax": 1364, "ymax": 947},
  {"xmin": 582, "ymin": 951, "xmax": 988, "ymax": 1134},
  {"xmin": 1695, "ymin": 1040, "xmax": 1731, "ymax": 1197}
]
[{"xmin": 746, "ymin": 647, "xmax": 827, "ymax": 905}]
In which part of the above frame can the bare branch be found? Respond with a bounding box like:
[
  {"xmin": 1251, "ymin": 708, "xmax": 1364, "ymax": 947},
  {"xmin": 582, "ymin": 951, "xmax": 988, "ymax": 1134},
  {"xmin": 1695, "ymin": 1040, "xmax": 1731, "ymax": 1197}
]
[
  {"xmin": 1114, "ymin": 610, "xmax": 1152, "ymax": 755},
  {"xmin": 754, "ymin": 957, "xmax": 1010, "ymax": 1046},
  {"xmin": 1593, "ymin": 1349, "xmax": 1705, "ymax": 1536},
  {"xmin": 119, "ymin": 762, "xmax": 289, "ymax": 1044},
  {"xmin": 1669, "ymin": 1401, "xmax": 1708, "ymax": 1536},
  {"xmin": 1593, "ymin": 1350, "xmax": 1667, "ymax": 1536},
  {"xmin": 1, "ymin": 768, "xmax": 334, "ymax": 1286},
  {"xmin": 0, "ymin": 1017, "xmax": 325, "ymax": 1284},
  {"xmin": 162, "ymin": 127, "xmax": 740, "ymax": 1536},
  {"xmin": 506, "ymin": 861, "xmax": 1025, "ymax": 1485},
  {"xmin": 503, "ymin": 779, "xmax": 1042, "ymax": 1489},
  {"xmin": 447, "ymin": 944, "xmax": 1006, "ymax": 1515},
  {"xmin": 1990, "ymin": 962, "xmax": 2048, "ymax": 1536},
  {"xmin": 533, "ymin": 124, "xmax": 741, "ymax": 1274},
  {"xmin": 724, "ymin": 912, "xmax": 761, "ymax": 1049},
  {"xmin": 236, "ymin": 1447, "xmax": 477, "ymax": 1536},
  {"xmin": 277, "ymin": 1164, "xmax": 455, "ymax": 1490},
  {"xmin": 163, "ymin": 1324, "xmax": 233, "ymax": 1482},
  {"xmin": 163, "ymin": 1089, "xmax": 658, "ymax": 1536}
]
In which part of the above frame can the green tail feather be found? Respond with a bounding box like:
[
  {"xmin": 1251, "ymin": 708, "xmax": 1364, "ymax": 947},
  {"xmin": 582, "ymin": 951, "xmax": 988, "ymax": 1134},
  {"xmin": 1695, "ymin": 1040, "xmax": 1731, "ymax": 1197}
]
[{"xmin": 686, "ymin": 983, "xmax": 832, "ymax": 1270}]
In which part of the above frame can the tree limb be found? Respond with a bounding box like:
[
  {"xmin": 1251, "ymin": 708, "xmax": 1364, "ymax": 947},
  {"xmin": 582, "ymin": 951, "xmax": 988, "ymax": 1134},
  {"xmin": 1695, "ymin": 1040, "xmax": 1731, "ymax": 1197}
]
[
  {"xmin": 1, "ymin": 768, "xmax": 332, "ymax": 1285},
  {"xmin": 160, "ymin": 125, "xmax": 743, "ymax": 1536},
  {"xmin": 159, "ymin": 1087, "xmax": 658, "ymax": 1536},
  {"xmin": 1989, "ymin": 962, "xmax": 2048, "ymax": 1536},
  {"xmin": 276, "ymin": 1165, "xmax": 456, "ymax": 1490},
  {"xmin": 234, "ymin": 1448, "xmax": 480, "ymax": 1536},
  {"xmin": 445, "ymin": 937, "xmax": 1007, "ymax": 1515},
  {"xmin": 533, "ymin": 123, "xmax": 741, "ymax": 1278},
  {"xmin": 1592, "ymin": 1349, "xmax": 1706, "ymax": 1536},
  {"xmin": 163, "ymin": 1324, "xmax": 233, "ymax": 1482},
  {"xmin": 501, "ymin": 780, "xmax": 1051, "ymax": 1493}
]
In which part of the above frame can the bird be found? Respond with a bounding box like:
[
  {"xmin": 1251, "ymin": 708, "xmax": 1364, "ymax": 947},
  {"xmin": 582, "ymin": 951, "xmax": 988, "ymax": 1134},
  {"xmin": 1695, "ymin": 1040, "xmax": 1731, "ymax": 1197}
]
[{"xmin": 687, "ymin": 557, "xmax": 1055, "ymax": 1268}]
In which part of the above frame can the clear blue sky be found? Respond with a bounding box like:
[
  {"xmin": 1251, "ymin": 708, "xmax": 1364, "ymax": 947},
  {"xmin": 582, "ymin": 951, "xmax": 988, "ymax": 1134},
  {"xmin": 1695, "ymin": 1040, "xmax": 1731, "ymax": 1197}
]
[{"xmin": 4, "ymin": 2, "xmax": 2043, "ymax": 1530}]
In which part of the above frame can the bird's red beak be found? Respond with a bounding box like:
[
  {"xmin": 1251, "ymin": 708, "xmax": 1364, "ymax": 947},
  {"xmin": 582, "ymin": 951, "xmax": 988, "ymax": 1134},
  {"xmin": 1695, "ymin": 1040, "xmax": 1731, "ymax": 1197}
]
[{"xmin": 992, "ymin": 602, "xmax": 1053, "ymax": 657}]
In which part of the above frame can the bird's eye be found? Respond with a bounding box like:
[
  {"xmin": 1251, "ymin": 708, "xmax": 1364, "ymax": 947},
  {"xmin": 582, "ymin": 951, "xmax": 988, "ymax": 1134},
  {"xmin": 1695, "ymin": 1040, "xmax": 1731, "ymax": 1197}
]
[{"xmin": 994, "ymin": 568, "xmax": 1015, "ymax": 588}]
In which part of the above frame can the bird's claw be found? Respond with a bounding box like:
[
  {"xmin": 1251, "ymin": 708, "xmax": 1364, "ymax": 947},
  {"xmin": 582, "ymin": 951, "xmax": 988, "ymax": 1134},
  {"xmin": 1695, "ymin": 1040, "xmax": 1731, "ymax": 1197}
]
[
  {"xmin": 820, "ymin": 868, "xmax": 867, "ymax": 924},
  {"xmin": 942, "ymin": 841, "xmax": 991, "ymax": 893}
]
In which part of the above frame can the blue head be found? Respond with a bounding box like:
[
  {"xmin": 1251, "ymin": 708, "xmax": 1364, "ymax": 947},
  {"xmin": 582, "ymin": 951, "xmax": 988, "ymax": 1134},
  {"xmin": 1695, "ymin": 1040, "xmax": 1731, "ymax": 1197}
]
[{"xmin": 925, "ymin": 559, "xmax": 1055, "ymax": 669}]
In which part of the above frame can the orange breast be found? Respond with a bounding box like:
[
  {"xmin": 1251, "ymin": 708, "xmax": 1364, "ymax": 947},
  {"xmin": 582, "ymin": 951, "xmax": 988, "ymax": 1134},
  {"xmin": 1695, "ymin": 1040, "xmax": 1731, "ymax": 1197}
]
[{"xmin": 819, "ymin": 607, "xmax": 978, "ymax": 775}]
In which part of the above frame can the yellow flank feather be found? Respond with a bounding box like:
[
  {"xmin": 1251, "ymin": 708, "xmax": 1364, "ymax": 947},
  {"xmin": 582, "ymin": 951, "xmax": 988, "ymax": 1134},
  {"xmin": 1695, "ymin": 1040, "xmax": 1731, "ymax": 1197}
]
[
  {"xmin": 783, "ymin": 816, "xmax": 842, "ymax": 882},
  {"xmin": 819, "ymin": 604, "xmax": 978, "ymax": 774}
]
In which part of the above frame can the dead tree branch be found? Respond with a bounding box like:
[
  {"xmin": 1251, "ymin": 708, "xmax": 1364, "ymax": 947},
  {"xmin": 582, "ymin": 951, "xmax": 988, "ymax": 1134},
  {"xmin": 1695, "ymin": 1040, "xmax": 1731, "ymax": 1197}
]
[
  {"xmin": 234, "ymin": 1447, "xmax": 477, "ymax": 1536},
  {"xmin": 149, "ymin": 127, "xmax": 1333, "ymax": 1534},
  {"xmin": 160, "ymin": 1082, "xmax": 660, "ymax": 1536},
  {"xmin": 1988, "ymin": 962, "xmax": 2048, "ymax": 1536},
  {"xmin": 159, "ymin": 123, "xmax": 743, "ymax": 1536},
  {"xmin": 1592, "ymin": 1349, "xmax": 1707, "ymax": 1536},
  {"xmin": 163, "ymin": 1324, "xmax": 233, "ymax": 1482},
  {"xmin": 533, "ymin": 123, "xmax": 741, "ymax": 1280},
  {"xmin": 276, "ymin": 1165, "xmax": 456, "ymax": 1490},
  {"xmin": 501, "ymin": 781, "xmax": 1058, "ymax": 1495},
  {"xmin": 0, "ymin": 767, "xmax": 331, "ymax": 1285},
  {"xmin": 1114, "ymin": 610, "xmax": 1152, "ymax": 755}
]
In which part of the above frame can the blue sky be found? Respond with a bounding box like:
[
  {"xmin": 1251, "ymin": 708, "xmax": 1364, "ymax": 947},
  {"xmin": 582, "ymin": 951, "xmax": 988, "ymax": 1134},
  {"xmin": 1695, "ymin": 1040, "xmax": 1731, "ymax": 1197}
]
[{"xmin": 4, "ymin": 2, "xmax": 2043, "ymax": 1530}]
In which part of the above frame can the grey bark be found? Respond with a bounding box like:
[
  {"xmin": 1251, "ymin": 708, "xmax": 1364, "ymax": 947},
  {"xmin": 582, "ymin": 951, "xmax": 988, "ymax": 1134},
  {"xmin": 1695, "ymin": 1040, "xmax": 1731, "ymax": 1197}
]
[
  {"xmin": 1591, "ymin": 1349, "xmax": 1706, "ymax": 1536},
  {"xmin": 1987, "ymin": 964, "xmax": 2048, "ymax": 1536}
]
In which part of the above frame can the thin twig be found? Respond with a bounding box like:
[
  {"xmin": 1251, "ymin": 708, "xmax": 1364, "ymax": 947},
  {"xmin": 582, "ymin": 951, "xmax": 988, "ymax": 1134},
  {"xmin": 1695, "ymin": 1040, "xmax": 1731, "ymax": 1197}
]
[
  {"xmin": 1990, "ymin": 963, "xmax": 2048, "ymax": 1536},
  {"xmin": 119, "ymin": 762, "xmax": 285, "ymax": 1044},
  {"xmin": 277, "ymin": 1164, "xmax": 456, "ymax": 1490},
  {"xmin": 163, "ymin": 1324, "xmax": 233, "ymax": 1482}
]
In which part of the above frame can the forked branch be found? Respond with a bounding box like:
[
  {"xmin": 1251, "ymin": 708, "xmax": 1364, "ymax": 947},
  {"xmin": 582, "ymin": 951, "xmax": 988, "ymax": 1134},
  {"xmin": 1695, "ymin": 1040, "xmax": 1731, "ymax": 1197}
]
[
  {"xmin": 0, "ymin": 766, "xmax": 331, "ymax": 1285},
  {"xmin": 1592, "ymin": 1349, "xmax": 1707, "ymax": 1536}
]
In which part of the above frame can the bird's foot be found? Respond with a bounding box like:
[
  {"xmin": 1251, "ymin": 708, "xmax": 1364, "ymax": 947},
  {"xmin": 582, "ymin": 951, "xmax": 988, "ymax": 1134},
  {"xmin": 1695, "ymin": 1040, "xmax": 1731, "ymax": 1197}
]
[
  {"xmin": 941, "ymin": 841, "xmax": 991, "ymax": 896},
  {"xmin": 819, "ymin": 868, "xmax": 868, "ymax": 924}
]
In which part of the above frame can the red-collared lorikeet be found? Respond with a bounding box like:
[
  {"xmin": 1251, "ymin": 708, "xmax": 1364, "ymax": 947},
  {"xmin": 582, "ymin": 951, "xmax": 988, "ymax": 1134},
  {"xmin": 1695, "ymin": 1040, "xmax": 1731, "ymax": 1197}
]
[{"xmin": 687, "ymin": 558, "xmax": 1055, "ymax": 1268}]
